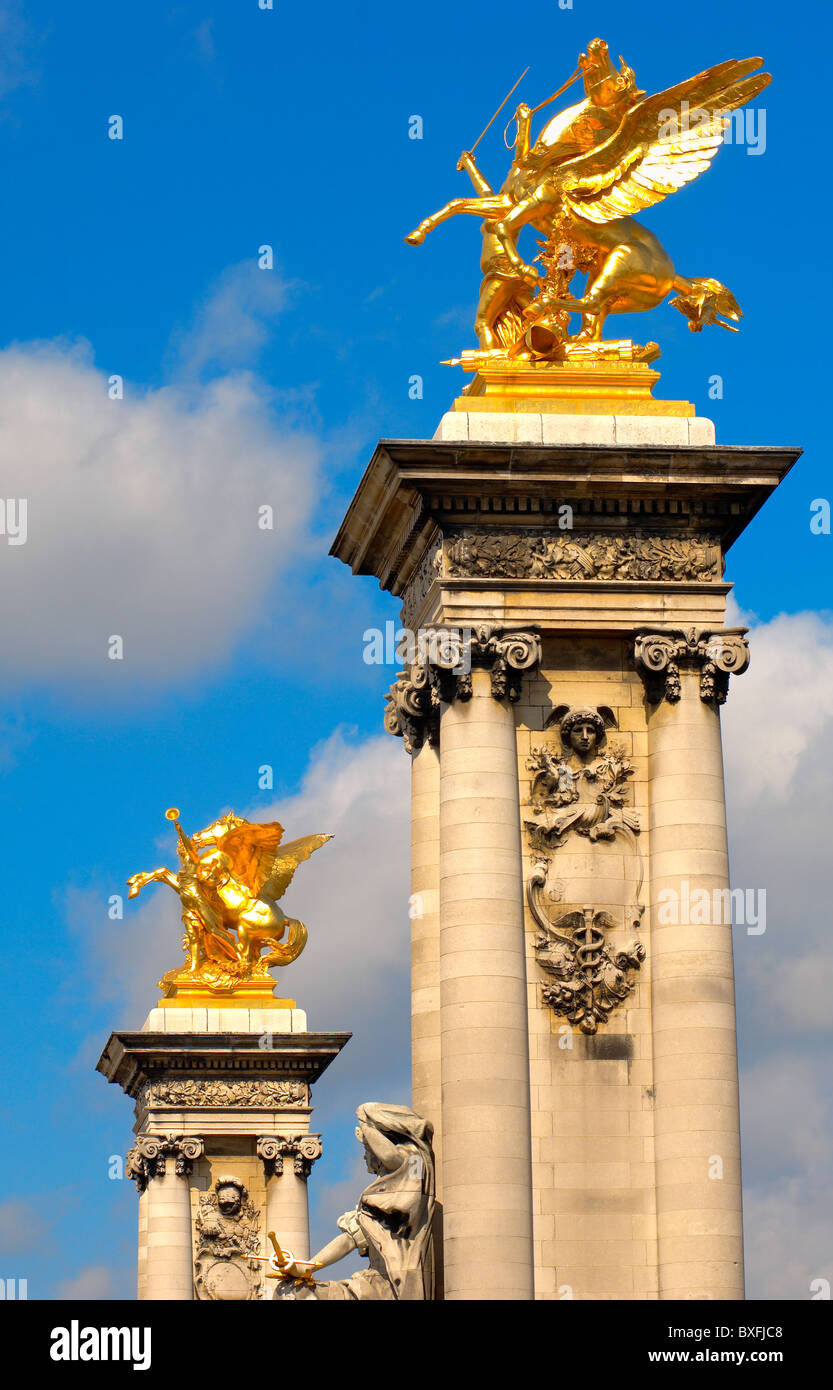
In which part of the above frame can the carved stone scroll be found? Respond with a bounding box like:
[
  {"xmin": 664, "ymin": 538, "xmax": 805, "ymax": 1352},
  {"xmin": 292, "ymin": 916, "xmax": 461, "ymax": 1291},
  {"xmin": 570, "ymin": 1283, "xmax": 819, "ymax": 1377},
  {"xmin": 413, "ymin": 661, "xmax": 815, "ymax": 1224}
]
[
  {"xmin": 256, "ymin": 1134, "xmax": 323, "ymax": 1181},
  {"xmin": 384, "ymin": 625, "xmax": 542, "ymax": 749},
  {"xmin": 634, "ymin": 627, "xmax": 750, "ymax": 705},
  {"xmin": 384, "ymin": 664, "xmax": 438, "ymax": 754},
  {"xmin": 125, "ymin": 1133, "xmax": 205, "ymax": 1193}
]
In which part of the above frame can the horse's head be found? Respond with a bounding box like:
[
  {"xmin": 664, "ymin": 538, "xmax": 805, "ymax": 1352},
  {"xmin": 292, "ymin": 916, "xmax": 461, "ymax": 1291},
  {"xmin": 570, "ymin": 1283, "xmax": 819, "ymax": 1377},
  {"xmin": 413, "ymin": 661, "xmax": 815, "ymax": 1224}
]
[
  {"xmin": 191, "ymin": 811, "xmax": 245, "ymax": 848},
  {"xmin": 579, "ymin": 38, "xmax": 639, "ymax": 110}
]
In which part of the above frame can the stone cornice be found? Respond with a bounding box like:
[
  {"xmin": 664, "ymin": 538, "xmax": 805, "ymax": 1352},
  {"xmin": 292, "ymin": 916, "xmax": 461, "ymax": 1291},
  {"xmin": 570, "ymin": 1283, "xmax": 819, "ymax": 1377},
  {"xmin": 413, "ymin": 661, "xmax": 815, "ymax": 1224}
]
[
  {"xmin": 331, "ymin": 439, "xmax": 800, "ymax": 596},
  {"xmin": 97, "ymin": 1032, "xmax": 352, "ymax": 1102}
]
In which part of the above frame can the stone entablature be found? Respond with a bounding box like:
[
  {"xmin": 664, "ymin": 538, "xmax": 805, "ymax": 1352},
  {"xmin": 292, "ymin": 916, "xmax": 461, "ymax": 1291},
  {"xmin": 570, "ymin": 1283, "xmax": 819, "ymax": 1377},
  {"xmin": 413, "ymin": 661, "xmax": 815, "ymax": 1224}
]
[{"xmin": 330, "ymin": 439, "xmax": 800, "ymax": 611}]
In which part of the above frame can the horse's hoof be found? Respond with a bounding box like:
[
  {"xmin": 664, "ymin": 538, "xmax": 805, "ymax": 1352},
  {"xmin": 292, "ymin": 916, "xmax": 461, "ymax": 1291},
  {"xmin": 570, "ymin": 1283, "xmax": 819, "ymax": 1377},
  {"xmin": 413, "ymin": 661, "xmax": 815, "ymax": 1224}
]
[{"xmin": 405, "ymin": 229, "xmax": 425, "ymax": 246}]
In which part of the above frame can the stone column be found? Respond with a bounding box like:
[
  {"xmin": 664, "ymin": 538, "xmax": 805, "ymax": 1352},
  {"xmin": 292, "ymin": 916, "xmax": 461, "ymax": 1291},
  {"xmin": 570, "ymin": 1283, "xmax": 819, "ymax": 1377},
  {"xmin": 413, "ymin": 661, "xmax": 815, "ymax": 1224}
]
[
  {"xmin": 411, "ymin": 742, "xmax": 442, "ymax": 1180},
  {"xmin": 434, "ymin": 627, "xmax": 540, "ymax": 1301},
  {"xmin": 635, "ymin": 629, "xmax": 749, "ymax": 1301},
  {"xmin": 385, "ymin": 668, "xmax": 442, "ymax": 1185},
  {"xmin": 257, "ymin": 1135, "xmax": 322, "ymax": 1265},
  {"xmin": 126, "ymin": 1134, "xmax": 204, "ymax": 1301}
]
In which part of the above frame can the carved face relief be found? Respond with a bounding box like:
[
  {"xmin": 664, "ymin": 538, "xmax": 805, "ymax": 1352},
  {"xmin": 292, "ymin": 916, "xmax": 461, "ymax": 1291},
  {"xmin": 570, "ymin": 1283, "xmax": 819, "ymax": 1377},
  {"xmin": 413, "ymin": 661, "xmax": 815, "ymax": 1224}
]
[
  {"xmin": 216, "ymin": 1184, "xmax": 243, "ymax": 1217},
  {"xmin": 569, "ymin": 721, "xmax": 598, "ymax": 757}
]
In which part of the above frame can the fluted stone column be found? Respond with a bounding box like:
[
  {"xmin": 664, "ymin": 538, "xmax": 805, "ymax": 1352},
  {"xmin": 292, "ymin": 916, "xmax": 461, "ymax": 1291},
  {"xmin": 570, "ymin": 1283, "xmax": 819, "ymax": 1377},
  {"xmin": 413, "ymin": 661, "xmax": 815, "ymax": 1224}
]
[
  {"xmin": 636, "ymin": 629, "xmax": 749, "ymax": 1301},
  {"xmin": 126, "ymin": 1134, "xmax": 204, "ymax": 1300},
  {"xmin": 257, "ymin": 1135, "xmax": 322, "ymax": 1266},
  {"xmin": 436, "ymin": 628, "xmax": 540, "ymax": 1301}
]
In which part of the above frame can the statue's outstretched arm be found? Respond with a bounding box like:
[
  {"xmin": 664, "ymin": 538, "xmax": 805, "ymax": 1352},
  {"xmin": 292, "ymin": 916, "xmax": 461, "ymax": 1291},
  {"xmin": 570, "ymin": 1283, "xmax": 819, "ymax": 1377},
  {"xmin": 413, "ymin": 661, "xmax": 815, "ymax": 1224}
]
[{"xmin": 305, "ymin": 1231, "xmax": 356, "ymax": 1271}]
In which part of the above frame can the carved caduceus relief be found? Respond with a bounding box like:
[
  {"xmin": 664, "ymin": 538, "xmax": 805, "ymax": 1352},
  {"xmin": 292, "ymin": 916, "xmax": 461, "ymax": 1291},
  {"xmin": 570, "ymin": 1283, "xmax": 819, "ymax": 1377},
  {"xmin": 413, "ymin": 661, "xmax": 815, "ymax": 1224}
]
[
  {"xmin": 524, "ymin": 704, "xmax": 645, "ymax": 1031},
  {"xmin": 527, "ymin": 873, "xmax": 645, "ymax": 1035}
]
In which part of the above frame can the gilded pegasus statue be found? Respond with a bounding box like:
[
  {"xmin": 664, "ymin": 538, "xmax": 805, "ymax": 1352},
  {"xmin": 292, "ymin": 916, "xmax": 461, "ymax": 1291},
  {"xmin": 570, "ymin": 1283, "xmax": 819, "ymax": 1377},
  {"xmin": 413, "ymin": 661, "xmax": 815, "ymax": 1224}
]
[
  {"xmin": 406, "ymin": 38, "xmax": 770, "ymax": 359},
  {"xmin": 127, "ymin": 808, "xmax": 332, "ymax": 994}
]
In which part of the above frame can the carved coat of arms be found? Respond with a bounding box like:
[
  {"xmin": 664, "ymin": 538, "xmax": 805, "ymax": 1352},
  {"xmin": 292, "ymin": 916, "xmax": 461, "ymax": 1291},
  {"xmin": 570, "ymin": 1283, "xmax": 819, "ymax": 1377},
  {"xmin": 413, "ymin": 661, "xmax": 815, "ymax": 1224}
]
[
  {"xmin": 524, "ymin": 705, "xmax": 645, "ymax": 1032},
  {"xmin": 194, "ymin": 1177, "xmax": 263, "ymax": 1301}
]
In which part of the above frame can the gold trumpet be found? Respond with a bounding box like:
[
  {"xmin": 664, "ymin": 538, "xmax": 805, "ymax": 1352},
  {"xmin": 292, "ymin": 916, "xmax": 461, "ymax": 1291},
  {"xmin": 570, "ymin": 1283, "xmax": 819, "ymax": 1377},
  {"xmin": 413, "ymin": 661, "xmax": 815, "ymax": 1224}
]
[{"xmin": 165, "ymin": 806, "xmax": 199, "ymax": 865}]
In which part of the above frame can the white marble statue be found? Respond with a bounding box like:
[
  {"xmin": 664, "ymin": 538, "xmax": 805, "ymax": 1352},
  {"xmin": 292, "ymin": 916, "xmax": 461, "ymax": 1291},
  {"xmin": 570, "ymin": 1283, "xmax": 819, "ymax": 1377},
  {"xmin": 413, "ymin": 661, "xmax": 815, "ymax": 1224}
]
[{"xmin": 272, "ymin": 1103, "xmax": 435, "ymax": 1301}]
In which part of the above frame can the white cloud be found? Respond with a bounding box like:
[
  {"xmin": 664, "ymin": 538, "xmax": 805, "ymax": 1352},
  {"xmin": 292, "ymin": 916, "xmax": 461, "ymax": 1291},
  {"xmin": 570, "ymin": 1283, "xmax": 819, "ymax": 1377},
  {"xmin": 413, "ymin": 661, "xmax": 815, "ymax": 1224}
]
[
  {"xmin": 723, "ymin": 610, "xmax": 833, "ymax": 799},
  {"xmin": 55, "ymin": 1264, "xmax": 133, "ymax": 1300},
  {"xmin": 253, "ymin": 730, "xmax": 411, "ymax": 1063},
  {"xmin": 0, "ymin": 1196, "xmax": 50, "ymax": 1254},
  {"xmin": 169, "ymin": 261, "xmax": 291, "ymax": 380},
  {"xmin": 0, "ymin": 340, "xmax": 321, "ymax": 693},
  {"xmin": 723, "ymin": 608, "xmax": 833, "ymax": 1295}
]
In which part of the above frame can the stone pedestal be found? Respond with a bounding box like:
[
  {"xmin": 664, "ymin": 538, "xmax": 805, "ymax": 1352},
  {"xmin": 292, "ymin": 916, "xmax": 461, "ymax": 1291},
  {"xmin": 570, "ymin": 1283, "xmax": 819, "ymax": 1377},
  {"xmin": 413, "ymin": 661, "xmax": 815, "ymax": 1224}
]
[
  {"xmin": 333, "ymin": 413, "xmax": 799, "ymax": 1300},
  {"xmin": 98, "ymin": 1009, "xmax": 349, "ymax": 1300}
]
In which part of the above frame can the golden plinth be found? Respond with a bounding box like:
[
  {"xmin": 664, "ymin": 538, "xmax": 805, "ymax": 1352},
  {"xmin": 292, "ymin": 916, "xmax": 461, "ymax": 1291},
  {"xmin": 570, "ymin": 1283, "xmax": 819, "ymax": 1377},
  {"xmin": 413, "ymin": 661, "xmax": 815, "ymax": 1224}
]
[
  {"xmin": 157, "ymin": 976, "xmax": 296, "ymax": 1010},
  {"xmin": 452, "ymin": 352, "xmax": 695, "ymax": 418}
]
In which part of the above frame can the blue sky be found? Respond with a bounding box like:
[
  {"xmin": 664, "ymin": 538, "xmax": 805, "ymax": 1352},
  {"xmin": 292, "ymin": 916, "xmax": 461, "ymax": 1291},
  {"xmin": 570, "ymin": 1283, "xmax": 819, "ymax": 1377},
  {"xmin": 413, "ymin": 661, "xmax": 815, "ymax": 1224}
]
[{"xmin": 0, "ymin": 0, "xmax": 830, "ymax": 1299}]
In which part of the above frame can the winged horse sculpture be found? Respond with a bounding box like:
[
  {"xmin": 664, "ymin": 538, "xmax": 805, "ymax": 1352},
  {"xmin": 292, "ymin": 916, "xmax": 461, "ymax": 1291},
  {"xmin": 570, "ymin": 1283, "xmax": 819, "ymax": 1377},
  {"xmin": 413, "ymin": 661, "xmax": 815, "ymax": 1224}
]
[
  {"xmin": 127, "ymin": 808, "xmax": 332, "ymax": 994},
  {"xmin": 406, "ymin": 39, "xmax": 771, "ymax": 356}
]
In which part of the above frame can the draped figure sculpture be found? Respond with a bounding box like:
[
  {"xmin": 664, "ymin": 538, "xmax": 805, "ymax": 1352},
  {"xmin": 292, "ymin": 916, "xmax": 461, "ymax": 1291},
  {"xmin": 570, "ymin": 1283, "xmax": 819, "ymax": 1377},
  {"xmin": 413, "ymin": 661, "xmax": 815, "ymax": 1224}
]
[{"xmin": 269, "ymin": 1103, "xmax": 436, "ymax": 1301}]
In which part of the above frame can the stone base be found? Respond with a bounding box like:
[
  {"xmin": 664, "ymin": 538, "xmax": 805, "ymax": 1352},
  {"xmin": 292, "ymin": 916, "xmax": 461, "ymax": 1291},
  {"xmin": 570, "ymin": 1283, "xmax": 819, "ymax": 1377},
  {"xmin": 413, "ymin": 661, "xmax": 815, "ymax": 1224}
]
[
  {"xmin": 434, "ymin": 410, "xmax": 715, "ymax": 446},
  {"xmin": 142, "ymin": 1006, "xmax": 308, "ymax": 1033}
]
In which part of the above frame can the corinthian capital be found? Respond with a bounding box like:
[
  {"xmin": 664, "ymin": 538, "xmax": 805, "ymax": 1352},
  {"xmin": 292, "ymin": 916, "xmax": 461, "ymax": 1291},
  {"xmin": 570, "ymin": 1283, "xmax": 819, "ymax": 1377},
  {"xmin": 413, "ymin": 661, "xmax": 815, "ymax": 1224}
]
[
  {"xmin": 257, "ymin": 1134, "xmax": 323, "ymax": 1180},
  {"xmin": 634, "ymin": 627, "xmax": 749, "ymax": 706},
  {"xmin": 425, "ymin": 624, "xmax": 542, "ymax": 705},
  {"xmin": 384, "ymin": 626, "xmax": 541, "ymax": 743},
  {"xmin": 384, "ymin": 664, "xmax": 438, "ymax": 754},
  {"xmin": 125, "ymin": 1133, "xmax": 204, "ymax": 1192}
]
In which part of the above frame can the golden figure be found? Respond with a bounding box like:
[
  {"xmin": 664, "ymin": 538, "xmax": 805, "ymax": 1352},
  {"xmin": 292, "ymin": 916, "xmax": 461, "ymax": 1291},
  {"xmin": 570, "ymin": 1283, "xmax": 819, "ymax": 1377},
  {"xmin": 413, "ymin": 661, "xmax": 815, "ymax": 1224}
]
[
  {"xmin": 406, "ymin": 39, "xmax": 770, "ymax": 360},
  {"xmin": 127, "ymin": 808, "xmax": 332, "ymax": 997}
]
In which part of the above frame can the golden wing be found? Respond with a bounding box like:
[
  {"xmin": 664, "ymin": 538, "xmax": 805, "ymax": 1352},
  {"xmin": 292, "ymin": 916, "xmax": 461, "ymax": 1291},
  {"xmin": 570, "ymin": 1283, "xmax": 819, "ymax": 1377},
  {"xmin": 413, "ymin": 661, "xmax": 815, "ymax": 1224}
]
[
  {"xmin": 220, "ymin": 820, "xmax": 285, "ymax": 892},
  {"xmin": 556, "ymin": 57, "xmax": 770, "ymax": 224},
  {"xmin": 258, "ymin": 833, "xmax": 333, "ymax": 901}
]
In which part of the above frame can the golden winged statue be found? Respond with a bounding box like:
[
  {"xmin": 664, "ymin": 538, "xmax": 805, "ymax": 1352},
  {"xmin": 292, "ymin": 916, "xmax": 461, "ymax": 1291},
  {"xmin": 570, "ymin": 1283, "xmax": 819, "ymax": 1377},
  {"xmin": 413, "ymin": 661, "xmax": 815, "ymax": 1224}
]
[
  {"xmin": 127, "ymin": 808, "xmax": 332, "ymax": 996},
  {"xmin": 406, "ymin": 38, "xmax": 770, "ymax": 362}
]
